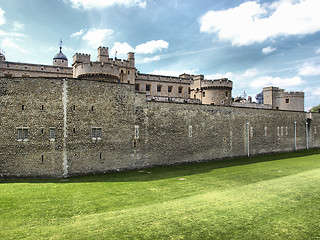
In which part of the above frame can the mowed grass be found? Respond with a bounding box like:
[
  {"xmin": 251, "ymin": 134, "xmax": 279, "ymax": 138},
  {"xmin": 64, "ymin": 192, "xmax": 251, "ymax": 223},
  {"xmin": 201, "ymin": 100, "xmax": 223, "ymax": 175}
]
[{"xmin": 1, "ymin": 150, "xmax": 320, "ymax": 240}]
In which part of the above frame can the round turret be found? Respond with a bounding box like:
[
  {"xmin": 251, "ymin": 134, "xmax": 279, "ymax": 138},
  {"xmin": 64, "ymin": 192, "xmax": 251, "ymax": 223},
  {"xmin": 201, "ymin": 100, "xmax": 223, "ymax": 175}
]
[{"xmin": 53, "ymin": 40, "xmax": 68, "ymax": 67}]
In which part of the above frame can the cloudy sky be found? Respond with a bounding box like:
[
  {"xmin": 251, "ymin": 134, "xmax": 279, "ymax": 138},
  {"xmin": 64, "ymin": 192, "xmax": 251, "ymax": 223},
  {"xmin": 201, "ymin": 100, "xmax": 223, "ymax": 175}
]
[{"xmin": 0, "ymin": 0, "xmax": 319, "ymax": 110}]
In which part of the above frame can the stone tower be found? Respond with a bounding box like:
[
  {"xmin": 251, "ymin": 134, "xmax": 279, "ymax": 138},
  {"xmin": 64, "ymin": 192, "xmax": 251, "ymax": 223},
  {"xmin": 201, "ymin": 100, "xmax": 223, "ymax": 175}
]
[{"xmin": 53, "ymin": 40, "xmax": 68, "ymax": 67}]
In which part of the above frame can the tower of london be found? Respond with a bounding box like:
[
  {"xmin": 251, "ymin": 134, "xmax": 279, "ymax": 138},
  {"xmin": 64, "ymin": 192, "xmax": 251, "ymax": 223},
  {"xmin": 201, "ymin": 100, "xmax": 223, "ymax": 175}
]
[{"xmin": 0, "ymin": 45, "xmax": 317, "ymax": 178}]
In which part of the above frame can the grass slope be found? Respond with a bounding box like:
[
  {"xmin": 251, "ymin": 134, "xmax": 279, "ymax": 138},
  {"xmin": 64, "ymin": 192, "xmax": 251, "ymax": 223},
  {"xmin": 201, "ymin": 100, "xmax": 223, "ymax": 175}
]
[{"xmin": 1, "ymin": 149, "xmax": 320, "ymax": 239}]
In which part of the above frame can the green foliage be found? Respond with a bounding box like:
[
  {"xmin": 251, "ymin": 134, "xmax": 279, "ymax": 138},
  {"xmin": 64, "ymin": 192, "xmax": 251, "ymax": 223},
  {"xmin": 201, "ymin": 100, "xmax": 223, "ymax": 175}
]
[
  {"xmin": 310, "ymin": 104, "xmax": 320, "ymax": 112},
  {"xmin": 1, "ymin": 149, "xmax": 320, "ymax": 239}
]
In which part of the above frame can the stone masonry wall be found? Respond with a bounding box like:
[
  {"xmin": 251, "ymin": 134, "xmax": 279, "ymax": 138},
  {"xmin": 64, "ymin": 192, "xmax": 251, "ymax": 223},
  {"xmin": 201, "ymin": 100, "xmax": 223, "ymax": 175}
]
[
  {"xmin": 0, "ymin": 77, "xmax": 319, "ymax": 178},
  {"xmin": 0, "ymin": 77, "xmax": 65, "ymax": 177}
]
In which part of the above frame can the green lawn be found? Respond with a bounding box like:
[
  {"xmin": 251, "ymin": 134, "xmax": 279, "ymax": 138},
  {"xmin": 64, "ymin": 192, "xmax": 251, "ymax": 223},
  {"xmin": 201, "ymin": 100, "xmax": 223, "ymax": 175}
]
[{"xmin": 1, "ymin": 149, "xmax": 320, "ymax": 240}]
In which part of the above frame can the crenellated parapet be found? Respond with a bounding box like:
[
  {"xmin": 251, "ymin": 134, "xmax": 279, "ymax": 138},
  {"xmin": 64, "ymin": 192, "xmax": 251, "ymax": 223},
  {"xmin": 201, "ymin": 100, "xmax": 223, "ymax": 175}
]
[
  {"xmin": 190, "ymin": 75, "xmax": 233, "ymax": 106},
  {"xmin": 73, "ymin": 53, "xmax": 91, "ymax": 65},
  {"xmin": 72, "ymin": 47, "xmax": 136, "ymax": 83},
  {"xmin": 263, "ymin": 86, "xmax": 304, "ymax": 111}
]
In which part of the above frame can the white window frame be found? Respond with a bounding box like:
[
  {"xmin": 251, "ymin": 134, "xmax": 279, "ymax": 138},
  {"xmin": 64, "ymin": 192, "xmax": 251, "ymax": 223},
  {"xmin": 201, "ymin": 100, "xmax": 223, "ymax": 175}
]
[
  {"xmin": 49, "ymin": 128, "xmax": 55, "ymax": 141},
  {"xmin": 17, "ymin": 127, "xmax": 29, "ymax": 141},
  {"xmin": 92, "ymin": 127, "xmax": 102, "ymax": 140}
]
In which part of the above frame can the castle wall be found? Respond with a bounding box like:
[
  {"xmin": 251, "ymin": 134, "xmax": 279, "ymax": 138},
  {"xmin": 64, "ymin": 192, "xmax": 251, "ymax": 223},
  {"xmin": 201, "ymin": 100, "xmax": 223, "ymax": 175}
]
[
  {"xmin": 0, "ymin": 77, "xmax": 65, "ymax": 177},
  {"xmin": 0, "ymin": 77, "xmax": 318, "ymax": 178},
  {"xmin": 0, "ymin": 61, "xmax": 72, "ymax": 78},
  {"xmin": 135, "ymin": 73, "xmax": 191, "ymax": 99}
]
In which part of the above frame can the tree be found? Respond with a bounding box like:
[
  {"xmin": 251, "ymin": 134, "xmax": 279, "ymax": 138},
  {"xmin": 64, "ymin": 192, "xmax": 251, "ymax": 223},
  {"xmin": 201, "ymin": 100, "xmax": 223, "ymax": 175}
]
[{"xmin": 310, "ymin": 104, "xmax": 320, "ymax": 112}]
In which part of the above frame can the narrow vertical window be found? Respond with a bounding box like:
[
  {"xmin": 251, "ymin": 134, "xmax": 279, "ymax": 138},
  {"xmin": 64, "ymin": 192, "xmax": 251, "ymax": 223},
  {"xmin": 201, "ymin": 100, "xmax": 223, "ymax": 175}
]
[
  {"xmin": 41, "ymin": 155, "xmax": 44, "ymax": 163},
  {"xmin": 277, "ymin": 127, "xmax": 280, "ymax": 136},
  {"xmin": 178, "ymin": 87, "xmax": 183, "ymax": 94},
  {"xmin": 264, "ymin": 126, "xmax": 267, "ymax": 137},
  {"xmin": 168, "ymin": 86, "xmax": 173, "ymax": 93},
  {"xmin": 91, "ymin": 106, "xmax": 94, "ymax": 111},
  {"xmin": 135, "ymin": 83, "xmax": 140, "ymax": 91},
  {"xmin": 22, "ymin": 105, "xmax": 25, "ymax": 110},
  {"xmin": 157, "ymin": 85, "xmax": 162, "ymax": 92},
  {"xmin": 146, "ymin": 84, "xmax": 151, "ymax": 91},
  {"xmin": 73, "ymin": 128, "xmax": 76, "ymax": 134},
  {"xmin": 285, "ymin": 127, "xmax": 288, "ymax": 136},
  {"xmin": 203, "ymin": 91, "xmax": 205, "ymax": 97},
  {"xmin": 250, "ymin": 127, "xmax": 253, "ymax": 138},
  {"xmin": 281, "ymin": 126, "xmax": 284, "ymax": 136},
  {"xmin": 41, "ymin": 105, "xmax": 44, "ymax": 111},
  {"xmin": 189, "ymin": 125, "xmax": 192, "ymax": 138},
  {"xmin": 99, "ymin": 153, "xmax": 102, "ymax": 160},
  {"xmin": 134, "ymin": 125, "xmax": 139, "ymax": 139}
]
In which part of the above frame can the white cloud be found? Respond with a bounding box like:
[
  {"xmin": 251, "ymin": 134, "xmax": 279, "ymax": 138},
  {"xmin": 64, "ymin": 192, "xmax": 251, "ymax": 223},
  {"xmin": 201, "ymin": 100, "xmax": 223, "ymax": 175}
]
[
  {"xmin": 12, "ymin": 21, "xmax": 24, "ymax": 31},
  {"xmin": 242, "ymin": 68, "xmax": 258, "ymax": 77},
  {"xmin": 110, "ymin": 42, "xmax": 134, "ymax": 57},
  {"xmin": 71, "ymin": 29, "xmax": 84, "ymax": 38},
  {"xmin": 140, "ymin": 55, "xmax": 161, "ymax": 63},
  {"xmin": 262, "ymin": 46, "xmax": 277, "ymax": 54},
  {"xmin": 135, "ymin": 40, "xmax": 169, "ymax": 54},
  {"xmin": 82, "ymin": 28, "xmax": 114, "ymax": 47},
  {"xmin": 206, "ymin": 72, "xmax": 234, "ymax": 80},
  {"xmin": 250, "ymin": 76, "xmax": 303, "ymax": 89},
  {"xmin": 200, "ymin": 0, "xmax": 320, "ymax": 46},
  {"xmin": 1, "ymin": 37, "xmax": 29, "ymax": 53},
  {"xmin": 68, "ymin": 0, "xmax": 147, "ymax": 10},
  {"xmin": 298, "ymin": 62, "xmax": 320, "ymax": 76},
  {"xmin": 304, "ymin": 87, "xmax": 320, "ymax": 96},
  {"xmin": 0, "ymin": 7, "xmax": 5, "ymax": 25},
  {"xmin": 315, "ymin": 48, "xmax": 320, "ymax": 54},
  {"xmin": 109, "ymin": 40, "xmax": 169, "ymax": 58}
]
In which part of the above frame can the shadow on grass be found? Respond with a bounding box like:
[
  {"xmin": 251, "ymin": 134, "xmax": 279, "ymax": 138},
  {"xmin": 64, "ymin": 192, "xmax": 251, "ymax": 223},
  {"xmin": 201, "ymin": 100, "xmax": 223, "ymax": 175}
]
[{"xmin": 1, "ymin": 148, "xmax": 320, "ymax": 184}]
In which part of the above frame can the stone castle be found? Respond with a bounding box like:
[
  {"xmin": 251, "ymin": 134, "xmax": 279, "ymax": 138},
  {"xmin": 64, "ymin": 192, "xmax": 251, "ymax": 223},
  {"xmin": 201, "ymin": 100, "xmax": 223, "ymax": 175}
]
[{"xmin": 0, "ymin": 45, "xmax": 318, "ymax": 178}]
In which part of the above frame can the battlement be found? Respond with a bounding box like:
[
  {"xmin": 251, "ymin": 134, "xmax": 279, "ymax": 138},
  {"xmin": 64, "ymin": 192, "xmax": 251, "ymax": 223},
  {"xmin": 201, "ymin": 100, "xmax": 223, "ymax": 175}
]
[
  {"xmin": 73, "ymin": 53, "xmax": 91, "ymax": 65},
  {"xmin": 192, "ymin": 77, "xmax": 233, "ymax": 89},
  {"xmin": 136, "ymin": 73, "xmax": 191, "ymax": 84},
  {"xmin": 277, "ymin": 91, "xmax": 304, "ymax": 97}
]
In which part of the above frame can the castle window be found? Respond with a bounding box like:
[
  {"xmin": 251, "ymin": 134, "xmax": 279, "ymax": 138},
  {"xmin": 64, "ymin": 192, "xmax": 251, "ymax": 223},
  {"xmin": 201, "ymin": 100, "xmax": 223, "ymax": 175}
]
[
  {"xmin": 41, "ymin": 128, "xmax": 44, "ymax": 135},
  {"xmin": 41, "ymin": 155, "xmax": 44, "ymax": 163},
  {"xmin": 134, "ymin": 125, "xmax": 139, "ymax": 139},
  {"xmin": 22, "ymin": 105, "xmax": 25, "ymax": 110},
  {"xmin": 41, "ymin": 105, "xmax": 44, "ymax": 111},
  {"xmin": 203, "ymin": 91, "xmax": 205, "ymax": 97},
  {"xmin": 91, "ymin": 106, "xmax": 94, "ymax": 111},
  {"xmin": 146, "ymin": 84, "xmax": 151, "ymax": 91},
  {"xmin": 188, "ymin": 88, "xmax": 191, "ymax": 94},
  {"xmin": 17, "ymin": 128, "xmax": 29, "ymax": 141},
  {"xmin": 73, "ymin": 105, "xmax": 76, "ymax": 111},
  {"xmin": 194, "ymin": 94, "xmax": 196, "ymax": 99},
  {"xmin": 49, "ymin": 128, "xmax": 55, "ymax": 141},
  {"xmin": 168, "ymin": 86, "xmax": 173, "ymax": 93},
  {"xmin": 189, "ymin": 125, "xmax": 192, "ymax": 138},
  {"xmin": 264, "ymin": 126, "xmax": 267, "ymax": 136},
  {"xmin": 100, "ymin": 153, "xmax": 102, "ymax": 160},
  {"xmin": 281, "ymin": 126, "xmax": 284, "ymax": 136},
  {"xmin": 157, "ymin": 85, "xmax": 162, "ymax": 92},
  {"xmin": 128, "ymin": 71, "xmax": 130, "ymax": 75},
  {"xmin": 178, "ymin": 87, "xmax": 183, "ymax": 94},
  {"xmin": 226, "ymin": 91, "xmax": 228, "ymax": 97},
  {"xmin": 73, "ymin": 128, "xmax": 76, "ymax": 134},
  {"xmin": 286, "ymin": 98, "xmax": 290, "ymax": 103},
  {"xmin": 92, "ymin": 127, "xmax": 101, "ymax": 140}
]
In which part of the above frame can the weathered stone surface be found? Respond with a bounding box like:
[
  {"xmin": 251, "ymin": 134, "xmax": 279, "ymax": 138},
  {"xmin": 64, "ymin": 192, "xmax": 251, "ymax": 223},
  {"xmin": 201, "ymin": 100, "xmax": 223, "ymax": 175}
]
[{"xmin": 0, "ymin": 77, "xmax": 319, "ymax": 178}]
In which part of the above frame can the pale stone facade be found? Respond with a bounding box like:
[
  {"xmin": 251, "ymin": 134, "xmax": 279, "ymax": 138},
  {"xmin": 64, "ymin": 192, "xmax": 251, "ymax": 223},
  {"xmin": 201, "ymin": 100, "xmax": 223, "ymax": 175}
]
[{"xmin": 263, "ymin": 87, "xmax": 304, "ymax": 112}]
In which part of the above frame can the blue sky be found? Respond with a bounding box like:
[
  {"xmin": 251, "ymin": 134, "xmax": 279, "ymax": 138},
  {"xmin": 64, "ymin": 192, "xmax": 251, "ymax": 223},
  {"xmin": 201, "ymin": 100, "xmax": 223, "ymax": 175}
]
[{"xmin": 0, "ymin": 0, "xmax": 319, "ymax": 110}]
